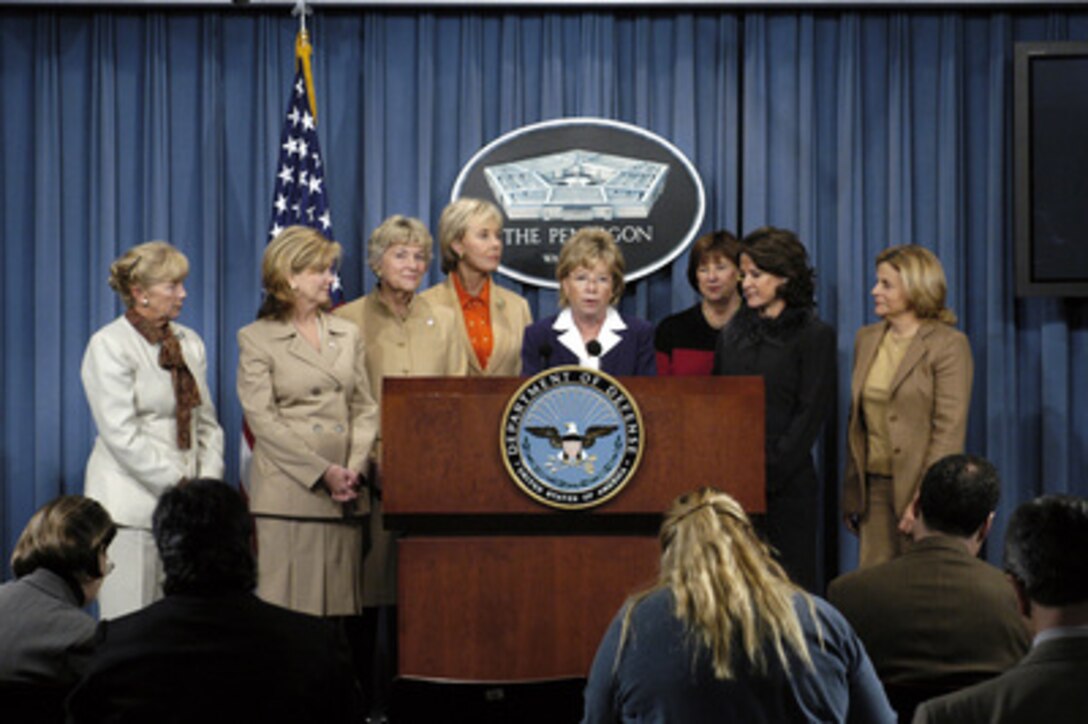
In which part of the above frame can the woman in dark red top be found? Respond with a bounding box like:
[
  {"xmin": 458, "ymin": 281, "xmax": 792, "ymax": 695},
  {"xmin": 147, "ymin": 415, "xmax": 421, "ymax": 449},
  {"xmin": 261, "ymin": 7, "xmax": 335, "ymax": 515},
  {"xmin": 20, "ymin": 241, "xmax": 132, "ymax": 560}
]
[{"xmin": 654, "ymin": 230, "xmax": 742, "ymax": 375}]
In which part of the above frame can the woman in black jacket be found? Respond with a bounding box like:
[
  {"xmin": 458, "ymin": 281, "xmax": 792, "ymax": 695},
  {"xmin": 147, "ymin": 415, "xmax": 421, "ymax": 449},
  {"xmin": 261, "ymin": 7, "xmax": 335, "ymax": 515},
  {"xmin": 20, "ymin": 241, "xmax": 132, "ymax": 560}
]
[{"xmin": 713, "ymin": 227, "xmax": 836, "ymax": 592}]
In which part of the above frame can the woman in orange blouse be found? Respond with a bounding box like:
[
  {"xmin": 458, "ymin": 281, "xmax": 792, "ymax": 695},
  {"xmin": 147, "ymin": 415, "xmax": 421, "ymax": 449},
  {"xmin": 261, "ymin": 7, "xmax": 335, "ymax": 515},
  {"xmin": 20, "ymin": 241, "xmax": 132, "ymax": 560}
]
[{"xmin": 420, "ymin": 198, "xmax": 531, "ymax": 376}]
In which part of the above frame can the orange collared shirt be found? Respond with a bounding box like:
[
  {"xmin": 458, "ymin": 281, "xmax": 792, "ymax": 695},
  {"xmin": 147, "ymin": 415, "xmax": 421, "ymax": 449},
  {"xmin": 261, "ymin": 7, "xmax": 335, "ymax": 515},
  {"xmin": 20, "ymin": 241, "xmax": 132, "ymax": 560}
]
[{"xmin": 453, "ymin": 274, "xmax": 493, "ymax": 370}]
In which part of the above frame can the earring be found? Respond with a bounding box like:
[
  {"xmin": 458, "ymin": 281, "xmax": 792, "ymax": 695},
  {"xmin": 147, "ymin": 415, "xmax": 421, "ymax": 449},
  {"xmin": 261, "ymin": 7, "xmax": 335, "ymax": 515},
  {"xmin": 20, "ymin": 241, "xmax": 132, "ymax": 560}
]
[{"xmin": 141, "ymin": 298, "xmax": 150, "ymax": 307}]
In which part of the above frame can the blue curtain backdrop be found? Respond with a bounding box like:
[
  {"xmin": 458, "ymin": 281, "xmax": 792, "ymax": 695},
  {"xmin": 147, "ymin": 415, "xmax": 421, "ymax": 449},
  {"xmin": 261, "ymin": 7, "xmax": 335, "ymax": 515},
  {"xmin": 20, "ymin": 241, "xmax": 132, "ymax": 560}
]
[{"xmin": 2, "ymin": 6, "xmax": 1087, "ymax": 585}]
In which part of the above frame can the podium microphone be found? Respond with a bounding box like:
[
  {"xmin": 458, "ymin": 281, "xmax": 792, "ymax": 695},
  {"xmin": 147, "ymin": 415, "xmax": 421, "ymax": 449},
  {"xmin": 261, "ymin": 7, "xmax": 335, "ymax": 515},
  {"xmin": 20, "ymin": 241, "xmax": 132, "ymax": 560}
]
[
  {"xmin": 586, "ymin": 340, "xmax": 602, "ymax": 358},
  {"xmin": 538, "ymin": 342, "xmax": 553, "ymax": 370}
]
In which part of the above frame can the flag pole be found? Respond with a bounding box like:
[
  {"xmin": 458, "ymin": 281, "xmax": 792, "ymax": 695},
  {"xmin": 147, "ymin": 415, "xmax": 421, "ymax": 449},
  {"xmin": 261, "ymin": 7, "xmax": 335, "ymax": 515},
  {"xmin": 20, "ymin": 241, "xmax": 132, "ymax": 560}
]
[
  {"xmin": 291, "ymin": 0, "xmax": 317, "ymax": 120},
  {"xmin": 292, "ymin": 0, "xmax": 309, "ymax": 35}
]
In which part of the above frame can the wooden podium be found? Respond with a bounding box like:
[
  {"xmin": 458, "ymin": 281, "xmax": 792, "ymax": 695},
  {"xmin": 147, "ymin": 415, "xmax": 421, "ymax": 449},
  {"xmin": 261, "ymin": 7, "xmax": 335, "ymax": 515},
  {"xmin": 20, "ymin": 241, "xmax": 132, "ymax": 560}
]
[{"xmin": 382, "ymin": 375, "xmax": 764, "ymax": 682}]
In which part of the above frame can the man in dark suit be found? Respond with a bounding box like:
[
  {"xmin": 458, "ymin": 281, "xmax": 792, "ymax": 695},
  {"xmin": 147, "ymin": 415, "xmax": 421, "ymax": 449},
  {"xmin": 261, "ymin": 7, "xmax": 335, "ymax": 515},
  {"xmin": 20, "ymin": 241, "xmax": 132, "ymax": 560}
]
[
  {"xmin": 914, "ymin": 494, "xmax": 1088, "ymax": 724},
  {"xmin": 67, "ymin": 479, "xmax": 362, "ymax": 723},
  {"xmin": 828, "ymin": 455, "xmax": 1030, "ymax": 687}
]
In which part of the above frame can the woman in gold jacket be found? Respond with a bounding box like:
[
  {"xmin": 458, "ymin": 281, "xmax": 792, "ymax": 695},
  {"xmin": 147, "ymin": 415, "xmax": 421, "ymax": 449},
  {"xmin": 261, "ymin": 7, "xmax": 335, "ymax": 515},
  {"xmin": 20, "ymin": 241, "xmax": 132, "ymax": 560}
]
[
  {"xmin": 237, "ymin": 226, "xmax": 378, "ymax": 616},
  {"xmin": 843, "ymin": 245, "xmax": 973, "ymax": 568},
  {"xmin": 420, "ymin": 198, "xmax": 531, "ymax": 376},
  {"xmin": 334, "ymin": 215, "xmax": 464, "ymax": 719}
]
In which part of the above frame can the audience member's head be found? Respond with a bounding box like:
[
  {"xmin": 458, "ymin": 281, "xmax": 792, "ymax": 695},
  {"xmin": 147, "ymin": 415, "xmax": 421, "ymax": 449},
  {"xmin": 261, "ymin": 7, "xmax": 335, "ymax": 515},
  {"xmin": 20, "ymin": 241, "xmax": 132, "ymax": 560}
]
[
  {"xmin": 152, "ymin": 479, "xmax": 256, "ymax": 596},
  {"xmin": 621, "ymin": 487, "xmax": 810, "ymax": 680},
  {"xmin": 1004, "ymin": 495, "xmax": 1088, "ymax": 609},
  {"xmin": 917, "ymin": 454, "xmax": 1000, "ymax": 538},
  {"xmin": 10, "ymin": 495, "xmax": 116, "ymax": 604}
]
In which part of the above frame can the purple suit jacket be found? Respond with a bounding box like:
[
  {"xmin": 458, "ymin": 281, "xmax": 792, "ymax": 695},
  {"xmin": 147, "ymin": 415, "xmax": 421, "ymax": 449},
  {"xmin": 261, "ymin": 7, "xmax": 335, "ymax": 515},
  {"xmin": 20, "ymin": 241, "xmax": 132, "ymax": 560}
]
[{"xmin": 521, "ymin": 312, "xmax": 656, "ymax": 376}]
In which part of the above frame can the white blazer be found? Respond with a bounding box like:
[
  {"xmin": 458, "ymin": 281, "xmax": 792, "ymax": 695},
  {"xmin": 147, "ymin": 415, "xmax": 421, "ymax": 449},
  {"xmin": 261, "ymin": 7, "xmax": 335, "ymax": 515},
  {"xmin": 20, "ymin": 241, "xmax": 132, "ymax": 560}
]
[{"xmin": 81, "ymin": 316, "xmax": 225, "ymax": 528}]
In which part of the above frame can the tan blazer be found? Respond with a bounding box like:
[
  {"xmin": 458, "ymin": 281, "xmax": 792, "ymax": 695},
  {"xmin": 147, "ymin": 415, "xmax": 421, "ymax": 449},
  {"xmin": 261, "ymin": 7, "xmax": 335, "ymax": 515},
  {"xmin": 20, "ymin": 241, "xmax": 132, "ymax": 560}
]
[
  {"xmin": 420, "ymin": 275, "xmax": 531, "ymax": 377},
  {"xmin": 334, "ymin": 290, "xmax": 466, "ymax": 408},
  {"xmin": 237, "ymin": 314, "xmax": 378, "ymax": 520},
  {"xmin": 334, "ymin": 290, "xmax": 466, "ymax": 606},
  {"xmin": 843, "ymin": 320, "xmax": 973, "ymax": 518}
]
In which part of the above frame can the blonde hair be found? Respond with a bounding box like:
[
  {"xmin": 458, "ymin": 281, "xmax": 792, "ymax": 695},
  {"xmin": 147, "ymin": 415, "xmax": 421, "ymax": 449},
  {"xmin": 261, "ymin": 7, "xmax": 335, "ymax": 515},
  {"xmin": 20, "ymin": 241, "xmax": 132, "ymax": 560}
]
[
  {"xmin": 556, "ymin": 227, "xmax": 626, "ymax": 307},
  {"xmin": 876, "ymin": 245, "xmax": 957, "ymax": 324},
  {"xmin": 367, "ymin": 215, "xmax": 433, "ymax": 276},
  {"xmin": 437, "ymin": 198, "xmax": 503, "ymax": 275},
  {"xmin": 108, "ymin": 241, "xmax": 189, "ymax": 308},
  {"xmin": 617, "ymin": 488, "xmax": 817, "ymax": 680},
  {"xmin": 12, "ymin": 495, "xmax": 116, "ymax": 582},
  {"xmin": 258, "ymin": 226, "xmax": 341, "ymax": 320}
]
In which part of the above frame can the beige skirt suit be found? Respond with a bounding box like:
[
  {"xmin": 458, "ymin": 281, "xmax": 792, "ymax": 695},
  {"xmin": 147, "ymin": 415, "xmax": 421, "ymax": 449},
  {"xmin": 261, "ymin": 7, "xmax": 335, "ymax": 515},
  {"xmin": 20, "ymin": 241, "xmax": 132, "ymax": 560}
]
[
  {"xmin": 237, "ymin": 314, "xmax": 379, "ymax": 615},
  {"xmin": 843, "ymin": 320, "xmax": 973, "ymax": 566},
  {"xmin": 420, "ymin": 276, "xmax": 531, "ymax": 376},
  {"xmin": 334, "ymin": 291, "xmax": 465, "ymax": 606}
]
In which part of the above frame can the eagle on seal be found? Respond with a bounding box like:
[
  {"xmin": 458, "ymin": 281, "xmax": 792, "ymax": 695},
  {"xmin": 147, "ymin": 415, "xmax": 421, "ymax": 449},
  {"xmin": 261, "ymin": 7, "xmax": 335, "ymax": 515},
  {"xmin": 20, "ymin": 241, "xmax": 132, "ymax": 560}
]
[{"xmin": 526, "ymin": 421, "xmax": 617, "ymax": 463}]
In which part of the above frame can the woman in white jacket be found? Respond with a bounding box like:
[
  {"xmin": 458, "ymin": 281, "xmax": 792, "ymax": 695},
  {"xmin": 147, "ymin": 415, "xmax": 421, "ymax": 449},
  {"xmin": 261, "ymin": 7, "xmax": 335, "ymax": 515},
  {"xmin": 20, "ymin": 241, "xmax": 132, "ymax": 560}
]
[{"xmin": 81, "ymin": 241, "xmax": 224, "ymax": 618}]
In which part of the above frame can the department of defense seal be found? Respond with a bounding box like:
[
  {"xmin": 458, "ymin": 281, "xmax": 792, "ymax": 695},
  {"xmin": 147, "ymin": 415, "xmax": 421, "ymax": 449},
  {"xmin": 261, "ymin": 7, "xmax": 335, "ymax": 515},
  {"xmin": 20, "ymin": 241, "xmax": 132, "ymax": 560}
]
[{"xmin": 501, "ymin": 366, "xmax": 644, "ymax": 510}]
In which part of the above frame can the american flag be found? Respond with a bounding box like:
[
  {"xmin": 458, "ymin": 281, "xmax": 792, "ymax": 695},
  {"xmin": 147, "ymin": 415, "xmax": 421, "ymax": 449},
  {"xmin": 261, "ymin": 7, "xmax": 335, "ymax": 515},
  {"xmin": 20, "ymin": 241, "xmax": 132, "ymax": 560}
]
[{"xmin": 266, "ymin": 34, "xmax": 343, "ymax": 303}]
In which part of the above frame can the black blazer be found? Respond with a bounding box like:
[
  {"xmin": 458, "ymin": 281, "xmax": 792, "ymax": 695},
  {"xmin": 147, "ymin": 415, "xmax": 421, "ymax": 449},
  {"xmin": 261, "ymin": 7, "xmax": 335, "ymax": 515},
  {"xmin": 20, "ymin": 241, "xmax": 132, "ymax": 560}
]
[
  {"xmin": 66, "ymin": 592, "xmax": 361, "ymax": 723},
  {"xmin": 714, "ymin": 306, "xmax": 837, "ymax": 491}
]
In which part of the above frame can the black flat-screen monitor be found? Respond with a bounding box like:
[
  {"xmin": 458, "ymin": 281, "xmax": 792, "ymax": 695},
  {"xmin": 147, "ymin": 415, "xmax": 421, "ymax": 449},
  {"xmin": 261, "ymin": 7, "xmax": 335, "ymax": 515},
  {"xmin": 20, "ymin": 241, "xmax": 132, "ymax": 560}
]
[{"xmin": 1015, "ymin": 41, "xmax": 1088, "ymax": 297}]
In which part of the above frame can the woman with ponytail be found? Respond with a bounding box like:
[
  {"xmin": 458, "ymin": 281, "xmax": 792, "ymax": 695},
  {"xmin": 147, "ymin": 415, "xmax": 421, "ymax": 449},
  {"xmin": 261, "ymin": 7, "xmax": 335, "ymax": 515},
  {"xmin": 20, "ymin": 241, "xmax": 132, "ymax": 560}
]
[{"xmin": 582, "ymin": 488, "xmax": 894, "ymax": 723}]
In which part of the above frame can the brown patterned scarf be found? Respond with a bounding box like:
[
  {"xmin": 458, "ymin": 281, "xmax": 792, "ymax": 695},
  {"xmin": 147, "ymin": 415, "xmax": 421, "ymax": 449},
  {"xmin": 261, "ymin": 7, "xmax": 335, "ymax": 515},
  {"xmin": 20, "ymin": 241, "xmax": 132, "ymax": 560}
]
[{"xmin": 125, "ymin": 308, "xmax": 202, "ymax": 449}]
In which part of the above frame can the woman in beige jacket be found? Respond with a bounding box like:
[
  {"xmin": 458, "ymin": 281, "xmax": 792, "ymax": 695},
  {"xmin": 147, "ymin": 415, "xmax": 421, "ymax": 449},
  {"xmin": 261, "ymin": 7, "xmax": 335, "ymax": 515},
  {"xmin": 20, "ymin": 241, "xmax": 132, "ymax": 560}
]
[
  {"xmin": 843, "ymin": 245, "xmax": 973, "ymax": 568},
  {"xmin": 420, "ymin": 198, "xmax": 531, "ymax": 376},
  {"xmin": 334, "ymin": 215, "xmax": 464, "ymax": 718},
  {"xmin": 335, "ymin": 217, "xmax": 464, "ymax": 592},
  {"xmin": 237, "ymin": 226, "xmax": 378, "ymax": 616}
]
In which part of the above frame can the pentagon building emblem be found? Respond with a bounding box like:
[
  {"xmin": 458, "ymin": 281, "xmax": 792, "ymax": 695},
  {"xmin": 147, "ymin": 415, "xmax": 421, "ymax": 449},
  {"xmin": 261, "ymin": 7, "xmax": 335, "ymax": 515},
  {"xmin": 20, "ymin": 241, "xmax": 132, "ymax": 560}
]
[
  {"xmin": 453, "ymin": 117, "xmax": 705, "ymax": 288},
  {"xmin": 501, "ymin": 366, "xmax": 644, "ymax": 510},
  {"xmin": 484, "ymin": 150, "xmax": 669, "ymax": 222}
]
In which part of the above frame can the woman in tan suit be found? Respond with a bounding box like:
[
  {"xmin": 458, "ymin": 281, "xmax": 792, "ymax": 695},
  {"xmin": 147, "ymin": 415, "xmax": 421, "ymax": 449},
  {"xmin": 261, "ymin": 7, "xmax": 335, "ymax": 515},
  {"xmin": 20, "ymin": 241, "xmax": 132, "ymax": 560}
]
[
  {"xmin": 420, "ymin": 197, "xmax": 531, "ymax": 376},
  {"xmin": 843, "ymin": 245, "xmax": 973, "ymax": 568},
  {"xmin": 237, "ymin": 226, "xmax": 378, "ymax": 617},
  {"xmin": 333, "ymin": 215, "xmax": 463, "ymax": 718}
]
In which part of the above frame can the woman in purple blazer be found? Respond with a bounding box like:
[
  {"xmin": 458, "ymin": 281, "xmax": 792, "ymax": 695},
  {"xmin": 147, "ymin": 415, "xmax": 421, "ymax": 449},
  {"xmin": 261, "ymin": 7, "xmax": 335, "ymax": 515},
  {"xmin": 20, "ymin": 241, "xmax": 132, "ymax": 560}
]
[{"xmin": 520, "ymin": 227, "xmax": 655, "ymax": 377}]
